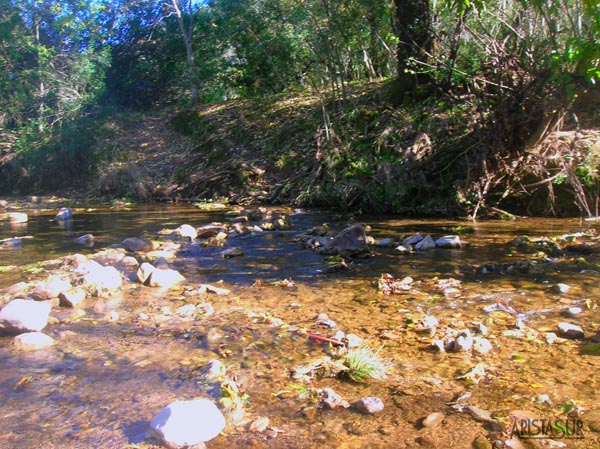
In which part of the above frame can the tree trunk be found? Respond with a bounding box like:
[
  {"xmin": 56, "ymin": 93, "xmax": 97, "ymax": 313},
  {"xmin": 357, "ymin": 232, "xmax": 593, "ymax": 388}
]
[
  {"xmin": 393, "ymin": 0, "xmax": 432, "ymax": 96},
  {"xmin": 170, "ymin": 0, "xmax": 198, "ymax": 106}
]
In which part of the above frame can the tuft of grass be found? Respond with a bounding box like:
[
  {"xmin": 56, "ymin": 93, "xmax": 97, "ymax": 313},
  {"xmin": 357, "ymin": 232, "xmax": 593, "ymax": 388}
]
[{"xmin": 343, "ymin": 345, "xmax": 390, "ymax": 382}]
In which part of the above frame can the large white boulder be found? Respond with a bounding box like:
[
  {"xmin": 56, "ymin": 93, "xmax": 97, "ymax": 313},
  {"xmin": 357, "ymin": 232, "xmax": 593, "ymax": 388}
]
[
  {"xmin": 0, "ymin": 299, "xmax": 52, "ymax": 334},
  {"xmin": 150, "ymin": 399, "xmax": 225, "ymax": 448}
]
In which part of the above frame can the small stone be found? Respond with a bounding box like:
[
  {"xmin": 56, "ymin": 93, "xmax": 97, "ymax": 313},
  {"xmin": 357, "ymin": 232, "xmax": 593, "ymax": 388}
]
[
  {"xmin": 74, "ymin": 233, "xmax": 94, "ymax": 246},
  {"xmin": 59, "ymin": 288, "xmax": 86, "ymax": 307},
  {"xmin": 319, "ymin": 388, "xmax": 350, "ymax": 409},
  {"xmin": 13, "ymin": 332, "xmax": 55, "ymax": 350},
  {"xmin": 150, "ymin": 399, "xmax": 225, "ymax": 448},
  {"xmin": 248, "ymin": 416, "xmax": 270, "ymax": 433},
  {"xmin": 403, "ymin": 233, "xmax": 423, "ymax": 246},
  {"xmin": 375, "ymin": 238, "xmax": 395, "ymax": 247},
  {"xmin": 221, "ymin": 247, "xmax": 244, "ymax": 258},
  {"xmin": 422, "ymin": 412, "xmax": 444, "ymax": 428},
  {"xmin": 32, "ymin": 279, "xmax": 72, "ymax": 300},
  {"xmin": 136, "ymin": 262, "xmax": 156, "ymax": 284},
  {"xmin": 565, "ymin": 307, "xmax": 582, "ymax": 316},
  {"xmin": 174, "ymin": 224, "xmax": 198, "ymax": 240},
  {"xmin": 176, "ymin": 304, "xmax": 197, "ymax": 317},
  {"xmin": 345, "ymin": 333, "xmax": 362, "ymax": 348},
  {"xmin": 557, "ymin": 322, "xmax": 585, "ymax": 339},
  {"xmin": 435, "ymin": 235, "xmax": 462, "ymax": 248},
  {"xmin": 552, "ymin": 283, "xmax": 571, "ymax": 294},
  {"xmin": 82, "ymin": 266, "xmax": 123, "ymax": 293},
  {"xmin": 201, "ymin": 359, "xmax": 226, "ymax": 380},
  {"xmin": 8, "ymin": 212, "xmax": 28, "ymax": 223},
  {"xmin": 353, "ymin": 397, "xmax": 384, "ymax": 414},
  {"xmin": 473, "ymin": 337, "xmax": 493, "ymax": 354},
  {"xmin": 55, "ymin": 207, "xmax": 72, "ymax": 221},
  {"xmin": 473, "ymin": 434, "xmax": 492, "ymax": 449}
]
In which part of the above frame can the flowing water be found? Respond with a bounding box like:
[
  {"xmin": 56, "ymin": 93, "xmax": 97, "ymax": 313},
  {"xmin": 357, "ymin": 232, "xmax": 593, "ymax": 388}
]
[{"xmin": 1, "ymin": 201, "xmax": 599, "ymax": 449}]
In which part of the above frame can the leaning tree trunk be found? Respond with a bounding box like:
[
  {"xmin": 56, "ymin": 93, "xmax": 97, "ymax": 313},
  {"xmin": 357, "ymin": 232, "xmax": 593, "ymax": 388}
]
[
  {"xmin": 393, "ymin": 0, "xmax": 432, "ymax": 96},
  {"xmin": 170, "ymin": 0, "xmax": 199, "ymax": 106}
]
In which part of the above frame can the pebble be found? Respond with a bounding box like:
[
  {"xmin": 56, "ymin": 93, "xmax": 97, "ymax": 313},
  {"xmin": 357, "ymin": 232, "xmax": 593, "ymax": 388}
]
[
  {"xmin": 353, "ymin": 397, "xmax": 384, "ymax": 414},
  {"xmin": 557, "ymin": 322, "xmax": 585, "ymax": 339},
  {"xmin": 552, "ymin": 283, "xmax": 571, "ymax": 294},
  {"xmin": 473, "ymin": 434, "xmax": 492, "ymax": 449},
  {"xmin": 422, "ymin": 412, "xmax": 444, "ymax": 428},
  {"xmin": 13, "ymin": 332, "xmax": 55, "ymax": 350}
]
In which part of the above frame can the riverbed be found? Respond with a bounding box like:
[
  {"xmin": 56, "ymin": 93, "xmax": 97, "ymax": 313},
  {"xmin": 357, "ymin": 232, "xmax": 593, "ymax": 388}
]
[{"xmin": 1, "ymin": 201, "xmax": 599, "ymax": 449}]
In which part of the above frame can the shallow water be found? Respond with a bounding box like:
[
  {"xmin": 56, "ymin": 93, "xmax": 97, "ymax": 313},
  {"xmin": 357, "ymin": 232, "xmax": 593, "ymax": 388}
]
[{"xmin": 1, "ymin": 203, "xmax": 600, "ymax": 449}]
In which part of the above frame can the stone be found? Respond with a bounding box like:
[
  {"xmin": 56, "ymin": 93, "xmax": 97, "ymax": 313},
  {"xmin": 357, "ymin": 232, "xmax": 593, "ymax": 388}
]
[
  {"xmin": 557, "ymin": 322, "xmax": 585, "ymax": 339},
  {"xmin": 73, "ymin": 260, "xmax": 103, "ymax": 275},
  {"xmin": 319, "ymin": 388, "xmax": 350, "ymax": 409},
  {"xmin": 119, "ymin": 256, "xmax": 140, "ymax": 267},
  {"xmin": 353, "ymin": 397, "xmax": 384, "ymax": 414},
  {"xmin": 150, "ymin": 399, "xmax": 226, "ymax": 448},
  {"xmin": 174, "ymin": 224, "xmax": 198, "ymax": 240},
  {"xmin": 473, "ymin": 337, "xmax": 493, "ymax": 354},
  {"xmin": 122, "ymin": 237, "xmax": 155, "ymax": 252},
  {"xmin": 422, "ymin": 412, "xmax": 445, "ymax": 428},
  {"xmin": 322, "ymin": 224, "xmax": 370, "ymax": 258},
  {"xmin": 13, "ymin": 332, "xmax": 55, "ymax": 350},
  {"xmin": 552, "ymin": 283, "xmax": 571, "ymax": 294},
  {"xmin": 1, "ymin": 237, "xmax": 22, "ymax": 249},
  {"xmin": 55, "ymin": 207, "xmax": 73, "ymax": 221},
  {"xmin": 31, "ymin": 279, "xmax": 72, "ymax": 300},
  {"xmin": 221, "ymin": 247, "xmax": 244, "ymax": 258},
  {"xmin": 59, "ymin": 288, "xmax": 87, "ymax": 307},
  {"xmin": 136, "ymin": 262, "xmax": 156, "ymax": 284},
  {"xmin": 0, "ymin": 299, "xmax": 52, "ymax": 334},
  {"xmin": 200, "ymin": 359, "xmax": 226, "ymax": 381},
  {"xmin": 415, "ymin": 235, "xmax": 436, "ymax": 251},
  {"xmin": 8, "ymin": 212, "xmax": 28, "ymax": 223},
  {"xmin": 74, "ymin": 234, "xmax": 94, "ymax": 247},
  {"xmin": 403, "ymin": 233, "xmax": 423, "ymax": 246},
  {"xmin": 147, "ymin": 268, "xmax": 185, "ymax": 288},
  {"xmin": 375, "ymin": 238, "xmax": 395, "ymax": 247},
  {"xmin": 196, "ymin": 225, "xmax": 226, "ymax": 238},
  {"xmin": 82, "ymin": 266, "xmax": 123, "ymax": 293},
  {"xmin": 435, "ymin": 235, "xmax": 462, "ymax": 248},
  {"xmin": 473, "ymin": 434, "xmax": 493, "ymax": 449}
]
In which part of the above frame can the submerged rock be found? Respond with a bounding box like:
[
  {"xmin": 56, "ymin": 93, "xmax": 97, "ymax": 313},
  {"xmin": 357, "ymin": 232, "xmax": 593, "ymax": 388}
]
[
  {"xmin": 122, "ymin": 237, "xmax": 155, "ymax": 252},
  {"xmin": 8, "ymin": 212, "xmax": 28, "ymax": 223},
  {"xmin": 13, "ymin": 332, "xmax": 55, "ymax": 350},
  {"xmin": 353, "ymin": 397, "xmax": 384, "ymax": 414},
  {"xmin": 0, "ymin": 299, "xmax": 51, "ymax": 334},
  {"xmin": 415, "ymin": 235, "xmax": 436, "ymax": 251},
  {"xmin": 434, "ymin": 235, "xmax": 462, "ymax": 248},
  {"xmin": 55, "ymin": 207, "xmax": 73, "ymax": 221},
  {"xmin": 150, "ymin": 399, "xmax": 225, "ymax": 449},
  {"xmin": 74, "ymin": 234, "xmax": 94, "ymax": 247}
]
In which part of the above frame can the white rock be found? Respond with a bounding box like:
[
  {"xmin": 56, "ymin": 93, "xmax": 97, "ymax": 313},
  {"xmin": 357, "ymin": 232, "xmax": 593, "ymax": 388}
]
[
  {"xmin": 174, "ymin": 224, "xmax": 198, "ymax": 240},
  {"xmin": 557, "ymin": 322, "xmax": 585, "ymax": 339},
  {"xmin": 422, "ymin": 412, "xmax": 445, "ymax": 428},
  {"xmin": 31, "ymin": 278, "xmax": 72, "ymax": 300},
  {"xmin": 0, "ymin": 299, "xmax": 52, "ymax": 333},
  {"xmin": 148, "ymin": 268, "xmax": 185, "ymax": 288},
  {"xmin": 136, "ymin": 262, "xmax": 156, "ymax": 284},
  {"xmin": 552, "ymin": 283, "xmax": 571, "ymax": 294},
  {"xmin": 200, "ymin": 359, "xmax": 226, "ymax": 380},
  {"xmin": 473, "ymin": 337, "xmax": 493, "ymax": 354},
  {"xmin": 83, "ymin": 266, "xmax": 123, "ymax": 293},
  {"xmin": 415, "ymin": 235, "xmax": 436, "ymax": 251},
  {"xmin": 8, "ymin": 212, "xmax": 28, "ymax": 223},
  {"xmin": 435, "ymin": 235, "xmax": 462, "ymax": 248},
  {"xmin": 150, "ymin": 399, "xmax": 225, "ymax": 448},
  {"xmin": 13, "ymin": 332, "xmax": 55, "ymax": 350}
]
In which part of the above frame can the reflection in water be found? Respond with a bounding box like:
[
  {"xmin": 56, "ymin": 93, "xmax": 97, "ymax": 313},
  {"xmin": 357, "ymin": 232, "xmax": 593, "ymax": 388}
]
[{"xmin": 1, "ymin": 204, "xmax": 600, "ymax": 448}]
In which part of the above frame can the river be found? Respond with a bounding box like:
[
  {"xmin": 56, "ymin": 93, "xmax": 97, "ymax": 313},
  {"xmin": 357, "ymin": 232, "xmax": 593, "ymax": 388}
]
[{"xmin": 1, "ymin": 201, "xmax": 599, "ymax": 449}]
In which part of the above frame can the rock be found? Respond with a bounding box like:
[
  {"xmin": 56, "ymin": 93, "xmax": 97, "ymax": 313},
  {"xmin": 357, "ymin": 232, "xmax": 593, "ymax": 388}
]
[
  {"xmin": 122, "ymin": 237, "xmax": 155, "ymax": 252},
  {"xmin": 422, "ymin": 412, "xmax": 445, "ymax": 428},
  {"xmin": 353, "ymin": 397, "xmax": 384, "ymax": 414},
  {"xmin": 473, "ymin": 337, "xmax": 493, "ymax": 354},
  {"xmin": 147, "ymin": 268, "xmax": 185, "ymax": 288},
  {"xmin": 473, "ymin": 434, "xmax": 492, "ymax": 449},
  {"xmin": 8, "ymin": 212, "xmax": 28, "ymax": 223},
  {"xmin": 152, "ymin": 257, "xmax": 171, "ymax": 269},
  {"xmin": 31, "ymin": 279, "xmax": 72, "ymax": 301},
  {"xmin": 73, "ymin": 259, "xmax": 104, "ymax": 275},
  {"xmin": 119, "ymin": 255, "xmax": 140, "ymax": 267},
  {"xmin": 82, "ymin": 266, "xmax": 123, "ymax": 294},
  {"xmin": 200, "ymin": 359, "xmax": 226, "ymax": 381},
  {"xmin": 1, "ymin": 237, "xmax": 22, "ymax": 249},
  {"xmin": 464, "ymin": 405, "xmax": 494, "ymax": 423},
  {"xmin": 394, "ymin": 244, "xmax": 411, "ymax": 254},
  {"xmin": 322, "ymin": 224, "xmax": 370, "ymax": 258},
  {"xmin": 136, "ymin": 262, "xmax": 156, "ymax": 284},
  {"xmin": 565, "ymin": 306, "xmax": 582, "ymax": 316},
  {"xmin": 319, "ymin": 388, "xmax": 350, "ymax": 409},
  {"xmin": 403, "ymin": 233, "xmax": 423, "ymax": 246},
  {"xmin": 248, "ymin": 416, "xmax": 270, "ymax": 433},
  {"xmin": 150, "ymin": 399, "xmax": 226, "ymax": 448},
  {"xmin": 435, "ymin": 235, "xmax": 462, "ymax": 248},
  {"xmin": 0, "ymin": 199, "xmax": 7, "ymax": 208},
  {"xmin": 0, "ymin": 299, "xmax": 52, "ymax": 334},
  {"xmin": 59, "ymin": 288, "xmax": 87, "ymax": 307},
  {"xmin": 55, "ymin": 207, "xmax": 73, "ymax": 221},
  {"xmin": 221, "ymin": 247, "xmax": 244, "ymax": 258},
  {"xmin": 13, "ymin": 332, "xmax": 55, "ymax": 350},
  {"xmin": 74, "ymin": 234, "xmax": 94, "ymax": 247},
  {"xmin": 94, "ymin": 252, "xmax": 124, "ymax": 265},
  {"xmin": 375, "ymin": 238, "xmax": 395, "ymax": 247},
  {"xmin": 174, "ymin": 224, "xmax": 198, "ymax": 240},
  {"xmin": 196, "ymin": 225, "xmax": 226, "ymax": 238},
  {"xmin": 552, "ymin": 283, "xmax": 571, "ymax": 294},
  {"xmin": 415, "ymin": 235, "xmax": 436, "ymax": 251},
  {"xmin": 557, "ymin": 322, "xmax": 585, "ymax": 339},
  {"xmin": 176, "ymin": 304, "xmax": 197, "ymax": 318}
]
